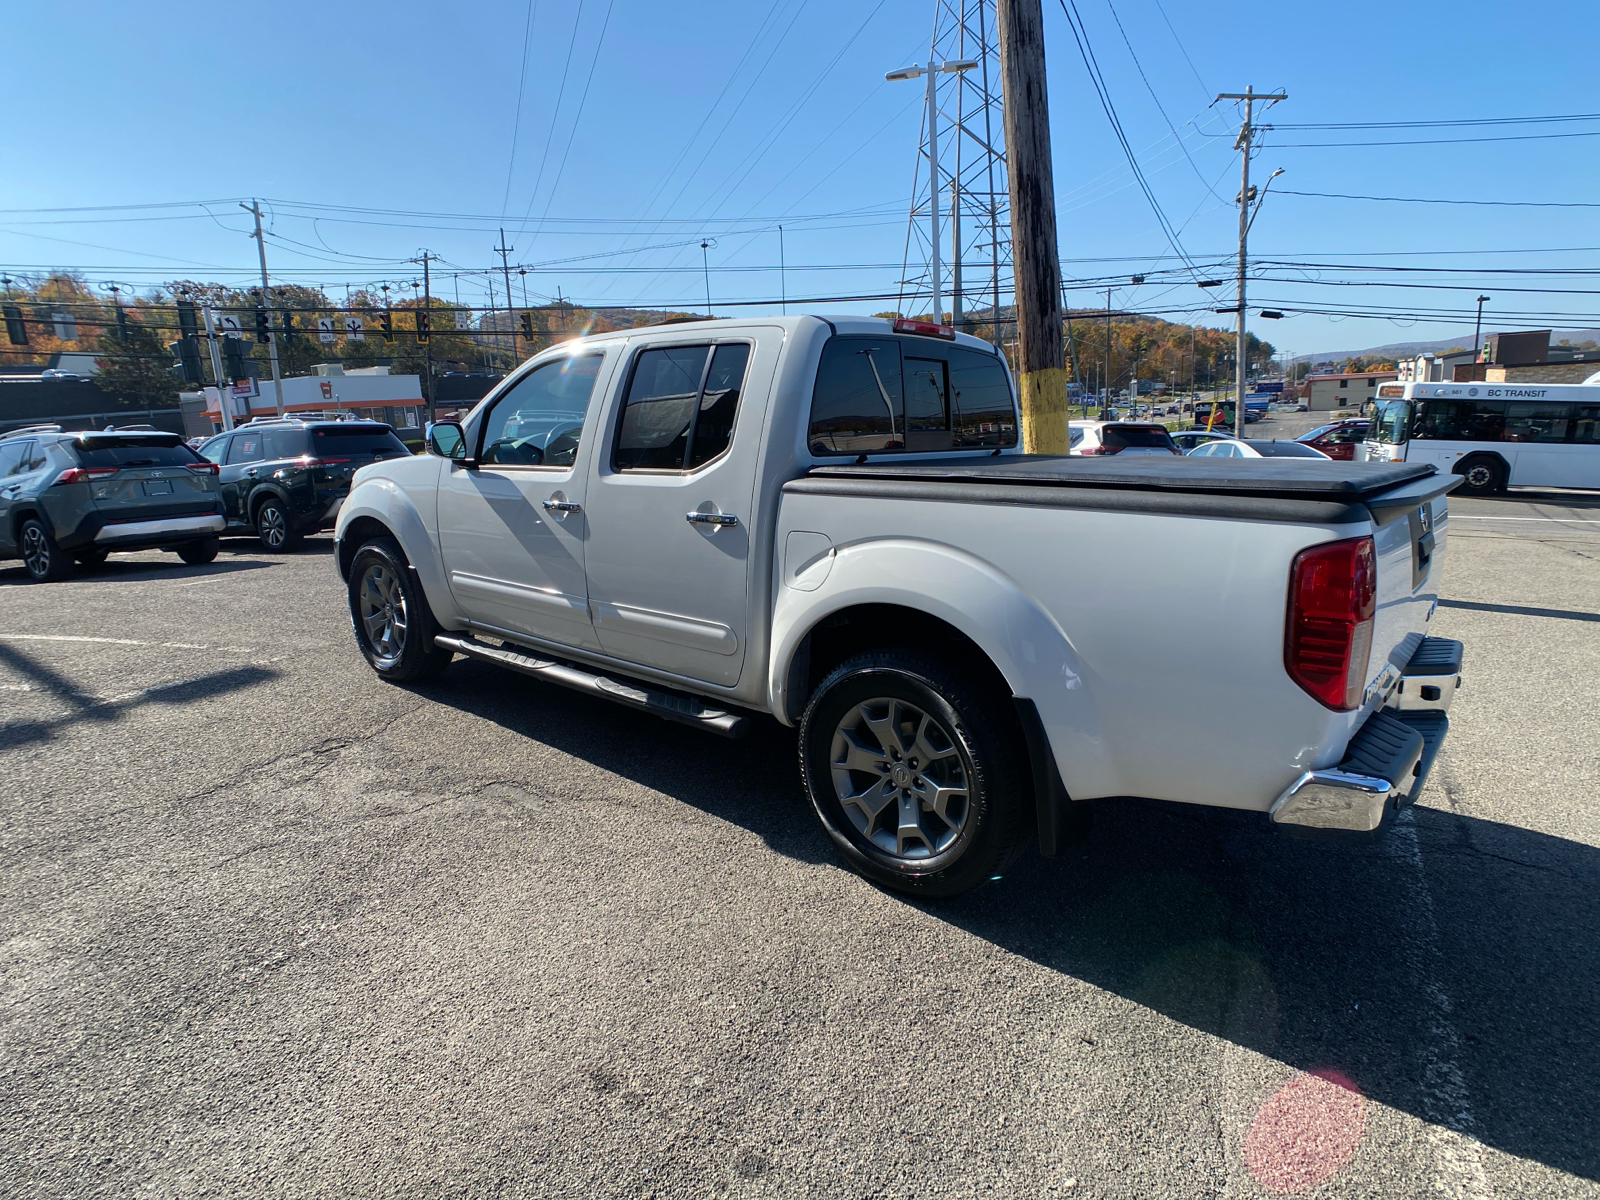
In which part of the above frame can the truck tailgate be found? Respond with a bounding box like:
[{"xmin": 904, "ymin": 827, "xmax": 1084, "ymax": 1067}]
[{"xmin": 1361, "ymin": 471, "xmax": 1457, "ymax": 695}]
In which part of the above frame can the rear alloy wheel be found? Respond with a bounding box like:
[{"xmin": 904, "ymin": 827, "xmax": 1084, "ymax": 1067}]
[
  {"xmin": 255, "ymin": 498, "xmax": 301, "ymax": 552},
  {"xmin": 347, "ymin": 537, "xmax": 454, "ymax": 683},
  {"xmin": 177, "ymin": 537, "xmax": 219, "ymax": 565},
  {"xmin": 19, "ymin": 518, "xmax": 74, "ymax": 583},
  {"xmin": 800, "ymin": 649, "xmax": 1030, "ymax": 898},
  {"xmin": 1457, "ymin": 457, "xmax": 1506, "ymax": 497}
]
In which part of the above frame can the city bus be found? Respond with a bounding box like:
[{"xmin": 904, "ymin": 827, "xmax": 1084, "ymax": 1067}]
[{"xmin": 1363, "ymin": 379, "xmax": 1600, "ymax": 494}]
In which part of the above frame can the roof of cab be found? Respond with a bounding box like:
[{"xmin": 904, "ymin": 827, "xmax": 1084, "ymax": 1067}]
[{"xmin": 545, "ymin": 313, "xmax": 1000, "ymax": 356}]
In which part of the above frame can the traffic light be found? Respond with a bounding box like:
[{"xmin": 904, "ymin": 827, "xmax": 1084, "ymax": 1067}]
[
  {"xmin": 254, "ymin": 307, "xmax": 271, "ymax": 343},
  {"xmin": 379, "ymin": 310, "xmax": 394, "ymax": 342},
  {"xmin": 2, "ymin": 303, "xmax": 27, "ymax": 346},
  {"xmin": 223, "ymin": 336, "xmax": 248, "ymax": 381},
  {"xmin": 168, "ymin": 340, "xmax": 203, "ymax": 384},
  {"xmin": 519, "ymin": 311, "xmax": 534, "ymax": 340},
  {"xmin": 280, "ymin": 310, "xmax": 298, "ymax": 347},
  {"xmin": 414, "ymin": 308, "xmax": 431, "ymax": 344}
]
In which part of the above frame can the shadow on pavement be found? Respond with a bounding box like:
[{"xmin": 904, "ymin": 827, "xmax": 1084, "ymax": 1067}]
[
  {"xmin": 423, "ymin": 657, "xmax": 1599, "ymax": 1182},
  {"xmin": 0, "ymin": 641, "xmax": 278, "ymax": 750}
]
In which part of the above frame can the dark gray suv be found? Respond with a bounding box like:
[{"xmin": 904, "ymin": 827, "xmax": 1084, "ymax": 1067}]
[{"xmin": 0, "ymin": 425, "xmax": 225, "ymax": 582}]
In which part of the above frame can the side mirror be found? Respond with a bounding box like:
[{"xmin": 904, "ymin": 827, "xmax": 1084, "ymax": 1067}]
[{"xmin": 426, "ymin": 420, "xmax": 468, "ymax": 461}]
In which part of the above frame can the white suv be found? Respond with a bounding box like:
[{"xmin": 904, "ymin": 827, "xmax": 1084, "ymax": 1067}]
[{"xmin": 1067, "ymin": 420, "xmax": 1180, "ymax": 456}]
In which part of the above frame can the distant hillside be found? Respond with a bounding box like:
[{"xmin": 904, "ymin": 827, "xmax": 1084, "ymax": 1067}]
[{"xmin": 1293, "ymin": 328, "xmax": 1600, "ymax": 364}]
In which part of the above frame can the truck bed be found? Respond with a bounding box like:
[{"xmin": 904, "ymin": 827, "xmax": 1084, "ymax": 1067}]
[{"xmin": 793, "ymin": 455, "xmax": 1441, "ymax": 523}]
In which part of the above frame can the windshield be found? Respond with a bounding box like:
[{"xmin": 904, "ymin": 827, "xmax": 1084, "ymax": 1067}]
[{"xmin": 1371, "ymin": 399, "xmax": 1412, "ymax": 444}]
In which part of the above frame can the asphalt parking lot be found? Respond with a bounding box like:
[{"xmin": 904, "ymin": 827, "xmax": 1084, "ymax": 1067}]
[{"xmin": 2, "ymin": 486, "xmax": 1597, "ymax": 1198}]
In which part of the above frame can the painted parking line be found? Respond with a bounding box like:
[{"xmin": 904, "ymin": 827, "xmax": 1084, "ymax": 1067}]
[
  {"xmin": 1450, "ymin": 515, "xmax": 1600, "ymax": 524},
  {"xmin": 0, "ymin": 634, "xmax": 252, "ymax": 652}
]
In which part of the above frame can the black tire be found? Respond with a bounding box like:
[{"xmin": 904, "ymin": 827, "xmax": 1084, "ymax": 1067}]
[
  {"xmin": 347, "ymin": 536, "xmax": 454, "ymax": 683},
  {"xmin": 255, "ymin": 497, "xmax": 302, "ymax": 553},
  {"xmin": 19, "ymin": 518, "xmax": 74, "ymax": 583},
  {"xmin": 799, "ymin": 649, "xmax": 1031, "ymax": 898},
  {"xmin": 1456, "ymin": 456, "xmax": 1506, "ymax": 497},
  {"xmin": 176, "ymin": 537, "xmax": 219, "ymax": 565}
]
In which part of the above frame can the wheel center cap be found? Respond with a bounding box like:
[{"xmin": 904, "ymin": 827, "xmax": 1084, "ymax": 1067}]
[{"xmin": 892, "ymin": 765, "xmax": 912, "ymax": 787}]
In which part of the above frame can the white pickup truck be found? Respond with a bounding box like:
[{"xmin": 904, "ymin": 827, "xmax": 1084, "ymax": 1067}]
[{"xmin": 335, "ymin": 315, "xmax": 1464, "ymax": 897}]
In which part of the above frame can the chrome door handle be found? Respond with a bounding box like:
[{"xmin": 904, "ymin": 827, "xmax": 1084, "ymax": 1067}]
[
  {"xmin": 542, "ymin": 499, "xmax": 582, "ymax": 513},
  {"xmin": 685, "ymin": 511, "xmax": 738, "ymax": 527},
  {"xmin": 244, "ymin": 468, "xmax": 258, "ymax": 477}
]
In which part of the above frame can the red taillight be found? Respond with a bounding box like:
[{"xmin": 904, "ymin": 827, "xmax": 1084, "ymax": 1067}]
[
  {"xmin": 52, "ymin": 466, "xmax": 117, "ymax": 486},
  {"xmin": 186, "ymin": 461, "xmax": 220, "ymax": 475},
  {"xmin": 299, "ymin": 455, "xmax": 351, "ymax": 467},
  {"xmin": 1286, "ymin": 536, "xmax": 1376, "ymax": 710},
  {"xmin": 892, "ymin": 317, "xmax": 956, "ymax": 339}
]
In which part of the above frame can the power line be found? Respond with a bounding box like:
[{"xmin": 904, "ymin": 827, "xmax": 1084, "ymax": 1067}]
[
  {"xmin": 1264, "ymin": 128, "xmax": 1600, "ymax": 148},
  {"xmin": 1056, "ymin": 0, "xmax": 1200, "ymax": 275},
  {"xmin": 1272, "ymin": 113, "xmax": 1600, "ymax": 130},
  {"xmin": 1277, "ymin": 188, "xmax": 1600, "ymax": 209},
  {"xmin": 500, "ymin": 0, "xmax": 541, "ymax": 219}
]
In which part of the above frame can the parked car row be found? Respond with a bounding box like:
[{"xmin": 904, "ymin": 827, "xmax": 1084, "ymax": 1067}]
[{"xmin": 1, "ymin": 415, "xmax": 411, "ymax": 580}]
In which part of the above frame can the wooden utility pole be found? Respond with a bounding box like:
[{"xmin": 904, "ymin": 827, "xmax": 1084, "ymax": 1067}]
[
  {"xmin": 997, "ymin": 0, "xmax": 1067, "ymax": 453},
  {"xmin": 1214, "ymin": 87, "xmax": 1285, "ymax": 436}
]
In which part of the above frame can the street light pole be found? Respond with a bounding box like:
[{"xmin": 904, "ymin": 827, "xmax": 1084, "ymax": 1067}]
[
  {"xmin": 887, "ymin": 54, "xmax": 979, "ymax": 325},
  {"xmin": 1473, "ymin": 295, "xmax": 1491, "ymax": 365}
]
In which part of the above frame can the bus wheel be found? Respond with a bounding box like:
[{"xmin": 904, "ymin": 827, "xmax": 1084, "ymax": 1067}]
[{"xmin": 1456, "ymin": 455, "xmax": 1506, "ymax": 496}]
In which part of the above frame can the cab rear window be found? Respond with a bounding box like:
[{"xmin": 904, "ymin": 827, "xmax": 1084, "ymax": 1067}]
[
  {"xmin": 73, "ymin": 439, "xmax": 200, "ymax": 468},
  {"xmin": 311, "ymin": 427, "xmax": 408, "ymax": 456},
  {"xmin": 808, "ymin": 336, "xmax": 1017, "ymax": 455}
]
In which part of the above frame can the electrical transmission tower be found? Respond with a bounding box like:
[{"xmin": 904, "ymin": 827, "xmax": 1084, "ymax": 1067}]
[{"xmin": 898, "ymin": 0, "xmax": 1010, "ymax": 341}]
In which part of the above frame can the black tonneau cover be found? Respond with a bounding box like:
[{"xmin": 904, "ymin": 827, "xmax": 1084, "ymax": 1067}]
[{"xmin": 809, "ymin": 453, "xmax": 1434, "ymax": 501}]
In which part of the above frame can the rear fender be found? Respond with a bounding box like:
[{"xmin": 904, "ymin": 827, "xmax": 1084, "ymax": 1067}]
[
  {"xmin": 769, "ymin": 537, "xmax": 1117, "ymax": 799},
  {"xmin": 335, "ymin": 475, "xmax": 461, "ymax": 629}
]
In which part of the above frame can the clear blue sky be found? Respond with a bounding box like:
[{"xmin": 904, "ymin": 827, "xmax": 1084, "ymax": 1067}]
[{"xmin": 3, "ymin": 0, "xmax": 1596, "ymax": 361}]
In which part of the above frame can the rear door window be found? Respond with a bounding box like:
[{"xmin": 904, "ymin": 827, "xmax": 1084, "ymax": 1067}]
[
  {"xmin": 614, "ymin": 342, "xmax": 751, "ymax": 471},
  {"xmin": 0, "ymin": 442, "xmax": 29, "ymax": 477},
  {"xmin": 264, "ymin": 428, "xmax": 309, "ymax": 459},
  {"xmin": 226, "ymin": 432, "xmax": 266, "ymax": 464},
  {"xmin": 75, "ymin": 439, "xmax": 202, "ymax": 468}
]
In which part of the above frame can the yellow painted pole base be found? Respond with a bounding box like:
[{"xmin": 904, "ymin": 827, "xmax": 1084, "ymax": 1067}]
[{"xmin": 1018, "ymin": 366, "xmax": 1069, "ymax": 454}]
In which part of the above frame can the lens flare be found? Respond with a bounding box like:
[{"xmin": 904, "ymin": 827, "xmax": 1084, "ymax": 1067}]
[{"xmin": 1244, "ymin": 1068, "xmax": 1366, "ymax": 1193}]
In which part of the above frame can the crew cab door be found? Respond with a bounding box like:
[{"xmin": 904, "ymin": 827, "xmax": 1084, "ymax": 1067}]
[
  {"xmin": 437, "ymin": 350, "xmax": 610, "ymax": 651},
  {"xmin": 581, "ymin": 336, "xmax": 768, "ymax": 688}
]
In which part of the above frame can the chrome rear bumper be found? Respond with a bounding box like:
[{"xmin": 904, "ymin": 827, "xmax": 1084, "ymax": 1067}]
[
  {"xmin": 95, "ymin": 514, "xmax": 225, "ymax": 543},
  {"xmin": 1272, "ymin": 638, "xmax": 1461, "ymax": 834}
]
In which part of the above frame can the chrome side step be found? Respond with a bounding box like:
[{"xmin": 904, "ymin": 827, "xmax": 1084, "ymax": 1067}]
[{"xmin": 434, "ymin": 633, "xmax": 750, "ymax": 739}]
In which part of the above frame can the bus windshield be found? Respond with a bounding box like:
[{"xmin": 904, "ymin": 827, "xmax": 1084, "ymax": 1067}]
[{"xmin": 1371, "ymin": 399, "xmax": 1412, "ymax": 444}]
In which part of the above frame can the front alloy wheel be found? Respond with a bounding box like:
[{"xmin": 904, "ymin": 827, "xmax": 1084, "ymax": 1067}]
[
  {"xmin": 358, "ymin": 560, "xmax": 408, "ymax": 668},
  {"xmin": 346, "ymin": 537, "xmax": 454, "ymax": 683}
]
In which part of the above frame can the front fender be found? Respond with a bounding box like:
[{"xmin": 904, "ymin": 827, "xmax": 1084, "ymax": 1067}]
[
  {"xmin": 335, "ymin": 470, "xmax": 462, "ymax": 630},
  {"xmin": 768, "ymin": 537, "xmax": 1118, "ymax": 800}
]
